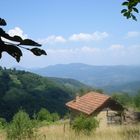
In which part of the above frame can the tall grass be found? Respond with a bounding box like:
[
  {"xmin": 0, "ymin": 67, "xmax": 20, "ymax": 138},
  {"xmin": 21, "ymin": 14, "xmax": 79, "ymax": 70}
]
[
  {"xmin": 38, "ymin": 122, "xmax": 140, "ymax": 140},
  {"xmin": 0, "ymin": 121, "xmax": 140, "ymax": 140}
]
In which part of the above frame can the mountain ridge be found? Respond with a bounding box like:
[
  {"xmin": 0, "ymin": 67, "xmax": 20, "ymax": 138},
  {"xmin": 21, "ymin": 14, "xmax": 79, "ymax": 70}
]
[{"xmin": 29, "ymin": 63, "xmax": 140, "ymax": 94}]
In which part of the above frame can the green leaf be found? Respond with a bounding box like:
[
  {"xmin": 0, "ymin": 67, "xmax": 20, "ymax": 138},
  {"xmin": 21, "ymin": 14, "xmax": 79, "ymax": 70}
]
[
  {"xmin": 131, "ymin": 14, "xmax": 137, "ymax": 21},
  {"xmin": 123, "ymin": 12, "xmax": 127, "ymax": 17},
  {"xmin": 123, "ymin": 12, "xmax": 131, "ymax": 18},
  {"xmin": 30, "ymin": 48, "xmax": 47, "ymax": 56},
  {"xmin": 0, "ymin": 18, "xmax": 6, "ymax": 26},
  {"xmin": 0, "ymin": 49, "xmax": 3, "ymax": 59},
  {"xmin": 133, "ymin": 7, "xmax": 139, "ymax": 13},
  {"xmin": 122, "ymin": 2, "xmax": 129, "ymax": 6},
  {"xmin": 13, "ymin": 35, "xmax": 23, "ymax": 42},
  {"xmin": 121, "ymin": 9, "xmax": 127, "ymax": 13},
  {"xmin": 4, "ymin": 44, "xmax": 23, "ymax": 62},
  {"xmin": 20, "ymin": 39, "xmax": 41, "ymax": 46}
]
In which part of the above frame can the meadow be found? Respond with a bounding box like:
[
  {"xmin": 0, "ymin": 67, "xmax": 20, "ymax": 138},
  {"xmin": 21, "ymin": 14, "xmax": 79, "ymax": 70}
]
[
  {"xmin": 38, "ymin": 122, "xmax": 140, "ymax": 140},
  {"xmin": 0, "ymin": 120, "xmax": 140, "ymax": 140}
]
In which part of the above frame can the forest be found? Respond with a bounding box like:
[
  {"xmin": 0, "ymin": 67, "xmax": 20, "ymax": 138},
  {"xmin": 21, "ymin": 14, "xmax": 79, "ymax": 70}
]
[{"xmin": 0, "ymin": 67, "xmax": 92, "ymax": 121}]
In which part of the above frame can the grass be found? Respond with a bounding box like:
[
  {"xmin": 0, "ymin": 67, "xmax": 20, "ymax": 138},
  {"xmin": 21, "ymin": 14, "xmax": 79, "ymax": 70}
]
[
  {"xmin": 37, "ymin": 122, "xmax": 140, "ymax": 140},
  {"xmin": 0, "ymin": 129, "xmax": 6, "ymax": 140},
  {"xmin": 37, "ymin": 110, "xmax": 140, "ymax": 140},
  {"xmin": 0, "ymin": 120, "xmax": 140, "ymax": 140}
]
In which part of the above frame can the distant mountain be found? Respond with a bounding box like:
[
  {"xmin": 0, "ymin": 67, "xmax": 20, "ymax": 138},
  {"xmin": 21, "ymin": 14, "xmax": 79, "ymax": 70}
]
[
  {"xmin": 31, "ymin": 63, "xmax": 140, "ymax": 94},
  {"xmin": 103, "ymin": 81, "xmax": 140, "ymax": 95},
  {"xmin": 0, "ymin": 67, "xmax": 91, "ymax": 121}
]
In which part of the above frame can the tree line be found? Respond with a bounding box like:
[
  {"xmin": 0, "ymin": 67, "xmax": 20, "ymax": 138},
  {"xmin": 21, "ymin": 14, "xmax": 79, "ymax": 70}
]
[{"xmin": 112, "ymin": 92, "xmax": 140, "ymax": 110}]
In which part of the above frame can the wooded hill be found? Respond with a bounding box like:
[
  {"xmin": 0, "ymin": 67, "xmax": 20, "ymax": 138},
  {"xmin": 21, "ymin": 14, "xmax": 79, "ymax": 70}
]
[{"xmin": 0, "ymin": 67, "xmax": 92, "ymax": 121}]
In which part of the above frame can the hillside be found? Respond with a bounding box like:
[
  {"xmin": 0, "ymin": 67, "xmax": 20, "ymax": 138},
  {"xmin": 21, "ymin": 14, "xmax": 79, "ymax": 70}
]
[
  {"xmin": 0, "ymin": 67, "xmax": 91, "ymax": 121},
  {"xmin": 32, "ymin": 63, "xmax": 140, "ymax": 94}
]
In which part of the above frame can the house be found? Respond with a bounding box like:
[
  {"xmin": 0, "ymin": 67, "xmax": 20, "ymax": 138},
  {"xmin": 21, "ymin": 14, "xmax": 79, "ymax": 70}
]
[{"xmin": 66, "ymin": 91, "xmax": 124, "ymax": 125}]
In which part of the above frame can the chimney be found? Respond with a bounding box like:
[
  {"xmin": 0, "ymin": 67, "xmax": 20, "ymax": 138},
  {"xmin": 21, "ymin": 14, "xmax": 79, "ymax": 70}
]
[{"xmin": 75, "ymin": 93, "xmax": 80, "ymax": 102}]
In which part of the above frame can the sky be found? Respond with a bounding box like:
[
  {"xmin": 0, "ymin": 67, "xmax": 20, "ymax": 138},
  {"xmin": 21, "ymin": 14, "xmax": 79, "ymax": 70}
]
[{"xmin": 0, "ymin": 0, "xmax": 140, "ymax": 68}]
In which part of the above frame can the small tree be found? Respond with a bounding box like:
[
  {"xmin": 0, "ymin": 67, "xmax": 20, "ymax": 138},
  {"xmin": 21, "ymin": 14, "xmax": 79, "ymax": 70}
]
[
  {"xmin": 51, "ymin": 112, "xmax": 60, "ymax": 122},
  {"xmin": 37, "ymin": 108, "xmax": 52, "ymax": 122},
  {"xmin": 6, "ymin": 110, "xmax": 37, "ymax": 140},
  {"xmin": 72, "ymin": 115, "xmax": 99, "ymax": 135}
]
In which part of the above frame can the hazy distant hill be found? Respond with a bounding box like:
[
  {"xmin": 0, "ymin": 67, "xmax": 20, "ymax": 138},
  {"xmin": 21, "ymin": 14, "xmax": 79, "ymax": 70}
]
[
  {"xmin": 103, "ymin": 81, "xmax": 140, "ymax": 94},
  {"xmin": 32, "ymin": 63, "xmax": 140, "ymax": 94}
]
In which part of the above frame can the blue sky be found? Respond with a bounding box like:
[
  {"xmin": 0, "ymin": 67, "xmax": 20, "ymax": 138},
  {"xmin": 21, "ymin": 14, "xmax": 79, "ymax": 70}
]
[{"xmin": 1, "ymin": 0, "xmax": 140, "ymax": 68}]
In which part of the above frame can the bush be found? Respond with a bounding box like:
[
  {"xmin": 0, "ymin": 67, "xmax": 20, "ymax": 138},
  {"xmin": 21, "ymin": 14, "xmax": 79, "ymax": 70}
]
[
  {"xmin": 37, "ymin": 108, "xmax": 52, "ymax": 122},
  {"xmin": 6, "ymin": 110, "xmax": 37, "ymax": 140},
  {"xmin": 72, "ymin": 115, "xmax": 99, "ymax": 135},
  {"xmin": 0, "ymin": 117, "xmax": 7, "ymax": 129},
  {"xmin": 51, "ymin": 112, "xmax": 60, "ymax": 122}
]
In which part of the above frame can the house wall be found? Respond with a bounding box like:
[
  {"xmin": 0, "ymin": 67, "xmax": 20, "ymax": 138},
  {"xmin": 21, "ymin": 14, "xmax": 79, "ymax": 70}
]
[
  {"xmin": 96, "ymin": 110, "xmax": 122, "ymax": 127},
  {"xmin": 96, "ymin": 110, "xmax": 108, "ymax": 127},
  {"xmin": 69, "ymin": 108, "xmax": 124, "ymax": 126}
]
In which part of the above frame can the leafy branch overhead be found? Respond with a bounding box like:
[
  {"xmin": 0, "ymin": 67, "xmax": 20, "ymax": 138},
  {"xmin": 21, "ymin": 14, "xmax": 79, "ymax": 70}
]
[
  {"xmin": 0, "ymin": 18, "xmax": 47, "ymax": 62},
  {"xmin": 121, "ymin": 0, "xmax": 140, "ymax": 21}
]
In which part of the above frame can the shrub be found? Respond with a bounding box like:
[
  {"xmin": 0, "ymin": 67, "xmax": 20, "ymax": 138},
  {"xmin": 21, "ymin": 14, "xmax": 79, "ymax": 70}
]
[
  {"xmin": 0, "ymin": 117, "xmax": 7, "ymax": 129},
  {"xmin": 72, "ymin": 115, "xmax": 99, "ymax": 135},
  {"xmin": 51, "ymin": 112, "xmax": 60, "ymax": 122},
  {"xmin": 37, "ymin": 108, "xmax": 52, "ymax": 122},
  {"xmin": 6, "ymin": 110, "xmax": 37, "ymax": 140}
]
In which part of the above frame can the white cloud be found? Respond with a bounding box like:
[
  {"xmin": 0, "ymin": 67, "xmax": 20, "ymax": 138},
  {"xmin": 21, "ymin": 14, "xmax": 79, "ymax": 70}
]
[
  {"xmin": 47, "ymin": 46, "xmax": 100, "ymax": 54},
  {"xmin": 38, "ymin": 35, "xmax": 66, "ymax": 44},
  {"xmin": 69, "ymin": 32, "xmax": 109, "ymax": 41},
  {"xmin": 81, "ymin": 46, "xmax": 100, "ymax": 53},
  {"xmin": 42, "ymin": 45, "xmax": 140, "ymax": 66},
  {"xmin": 8, "ymin": 27, "xmax": 28, "ymax": 39},
  {"xmin": 125, "ymin": 31, "xmax": 140, "ymax": 38},
  {"xmin": 1, "ymin": 44, "xmax": 140, "ymax": 68},
  {"xmin": 38, "ymin": 31, "xmax": 109, "ymax": 45},
  {"xmin": 109, "ymin": 44, "xmax": 124, "ymax": 50}
]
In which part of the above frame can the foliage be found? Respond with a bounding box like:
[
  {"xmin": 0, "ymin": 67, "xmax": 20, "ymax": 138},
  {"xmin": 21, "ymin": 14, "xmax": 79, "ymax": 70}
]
[
  {"xmin": 49, "ymin": 77, "xmax": 93, "ymax": 96},
  {"xmin": 94, "ymin": 88, "xmax": 104, "ymax": 94},
  {"xmin": 6, "ymin": 110, "xmax": 37, "ymax": 140},
  {"xmin": 0, "ymin": 67, "xmax": 79, "ymax": 121},
  {"xmin": 133, "ymin": 91, "xmax": 140, "ymax": 109},
  {"xmin": 72, "ymin": 115, "xmax": 99, "ymax": 135},
  {"xmin": 51, "ymin": 112, "xmax": 60, "ymax": 122},
  {"xmin": 0, "ymin": 117, "xmax": 7, "ymax": 129},
  {"xmin": 37, "ymin": 108, "xmax": 52, "ymax": 122},
  {"xmin": 0, "ymin": 18, "xmax": 46, "ymax": 62},
  {"xmin": 111, "ymin": 92, "xmax": 133, "ymax": 107},
  {"xmin": 111, "ymin": 92, "xmax": 140, "ymax": 109},
  {"xmin": 37, "ymin": 108, "xmax": 60, "ymax": 123},
  {"xmin": 121, "ymin": 0, "xmax": 140, "ymax": 21}
]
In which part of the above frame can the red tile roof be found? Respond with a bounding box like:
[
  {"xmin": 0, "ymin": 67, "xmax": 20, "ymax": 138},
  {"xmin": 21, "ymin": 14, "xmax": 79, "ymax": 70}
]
[{"xmin": 66, "ymin": 92, "xmax": 110, "ymax": 115}]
